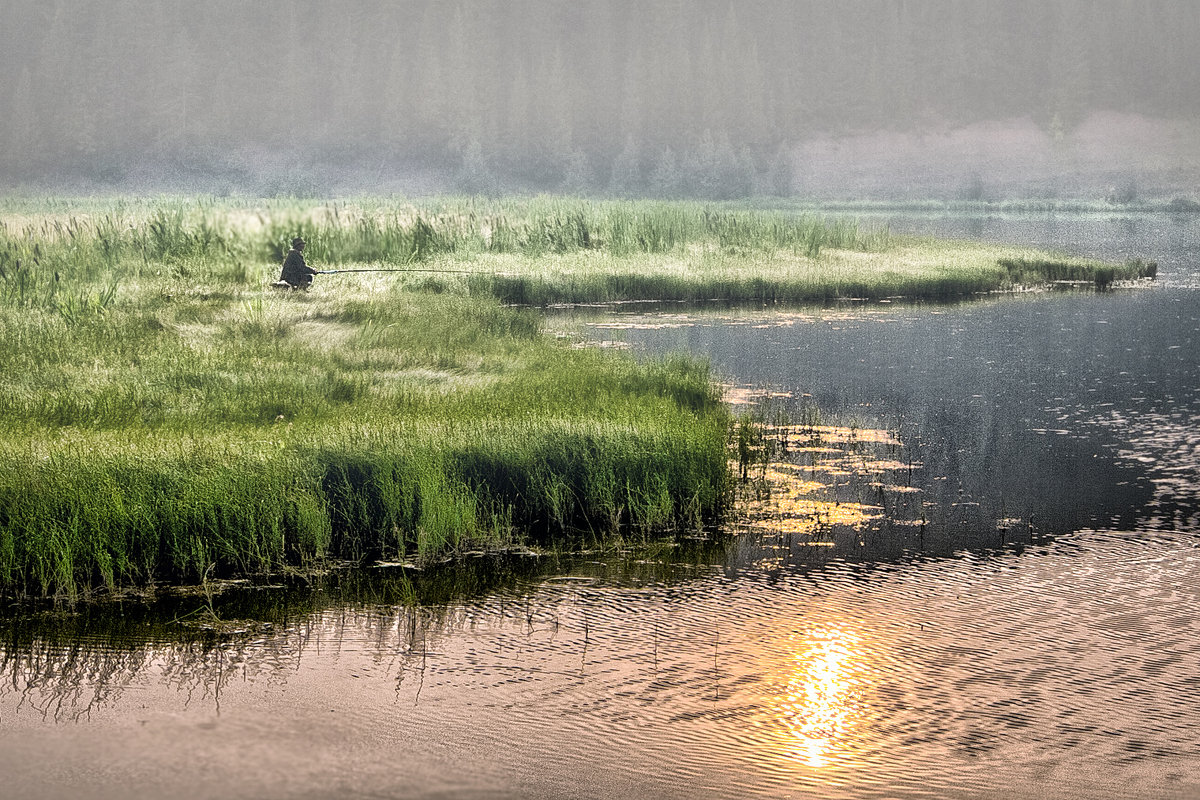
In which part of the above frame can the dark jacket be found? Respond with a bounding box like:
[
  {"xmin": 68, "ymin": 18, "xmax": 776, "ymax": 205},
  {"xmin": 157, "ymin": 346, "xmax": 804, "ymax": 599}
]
[{"xmin": 280, "ymin": 249, "xmax": 317, "ymax": 285}]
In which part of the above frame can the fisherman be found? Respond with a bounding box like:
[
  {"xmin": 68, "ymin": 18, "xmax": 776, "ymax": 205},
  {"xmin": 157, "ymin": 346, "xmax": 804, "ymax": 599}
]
[{"xmin": 273, "ymin": 237, "xmax": 320, "ymax": 290}]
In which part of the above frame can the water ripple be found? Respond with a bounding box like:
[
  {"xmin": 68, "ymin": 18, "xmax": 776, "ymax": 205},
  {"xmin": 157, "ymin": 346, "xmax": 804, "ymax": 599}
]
[{"xmin": 3, "ymin": 529, "xmax": 1199, "ymax": 798}]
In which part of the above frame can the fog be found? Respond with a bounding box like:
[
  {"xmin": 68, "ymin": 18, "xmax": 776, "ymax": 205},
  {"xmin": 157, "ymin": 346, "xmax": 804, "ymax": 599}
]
[{"xmin": 4, "ymin": 0, "xmax": 1199, "ymax": 199}]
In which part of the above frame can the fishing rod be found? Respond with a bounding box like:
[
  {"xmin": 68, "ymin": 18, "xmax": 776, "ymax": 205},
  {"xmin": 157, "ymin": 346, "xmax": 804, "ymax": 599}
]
[{"xmin": 317, "ymin": 267, "xmax": 493, "ymax": 275}]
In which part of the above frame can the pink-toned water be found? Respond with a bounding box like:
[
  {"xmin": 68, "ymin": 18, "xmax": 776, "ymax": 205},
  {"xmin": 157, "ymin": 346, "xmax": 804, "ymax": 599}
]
[{"xmin": 2, "ymin": 526, "xmax": 1198, "ymax": 799}]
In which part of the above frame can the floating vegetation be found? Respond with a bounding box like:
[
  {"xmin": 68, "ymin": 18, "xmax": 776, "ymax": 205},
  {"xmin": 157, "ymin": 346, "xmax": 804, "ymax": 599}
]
[
  {"xmin": 733, "ymin": 422, "xmax": 915, "ymax": 544},
  {"xmin": 743, "ymin": 490, "xmax": 884, "ymax": 537},
  {"xmin": 766, "ymin": 424, "xmax": 903, "ymax": 447},
  {"xmin": 722, "ymin": 385, "xmax": 795, "ymax": 406}
]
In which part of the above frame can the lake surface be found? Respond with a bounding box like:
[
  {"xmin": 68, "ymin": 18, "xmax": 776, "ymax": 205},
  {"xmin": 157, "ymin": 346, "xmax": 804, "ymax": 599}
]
[{"xmin": 3, "ymin": 212, "xmax": 1198, "ymax": 799}]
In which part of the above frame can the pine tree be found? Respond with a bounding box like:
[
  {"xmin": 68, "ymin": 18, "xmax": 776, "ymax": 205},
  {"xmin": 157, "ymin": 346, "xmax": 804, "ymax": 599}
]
[
  {"xmin": 649, "ymin": 146, "xmax": 681, "ymax": 198},
  {"xmin": 608, "ymin": 135, "xmax": 644, "ymax": 197}
]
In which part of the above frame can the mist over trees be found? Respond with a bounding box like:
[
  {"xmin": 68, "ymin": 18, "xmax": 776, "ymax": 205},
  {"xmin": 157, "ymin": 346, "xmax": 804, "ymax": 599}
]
[{"xmin": 3, "ymin": 0, "xmax": 1199, "ymax": 198}]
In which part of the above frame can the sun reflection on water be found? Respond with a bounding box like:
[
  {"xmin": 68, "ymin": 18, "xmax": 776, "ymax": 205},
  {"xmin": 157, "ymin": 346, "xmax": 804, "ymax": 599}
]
[{"xmin": 774, "ymin": 627, "xmax": 865, "ymax": 770}]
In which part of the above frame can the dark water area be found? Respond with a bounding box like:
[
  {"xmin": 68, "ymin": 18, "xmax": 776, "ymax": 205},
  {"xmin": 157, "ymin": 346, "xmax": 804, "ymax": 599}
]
[
  {"xmin": 588, "ymin": 287, "xmax": 1198, "ymax": 556},
  {"xmin": 3, "ymin": 213, "xmax": 1199, "ymax": 799}
]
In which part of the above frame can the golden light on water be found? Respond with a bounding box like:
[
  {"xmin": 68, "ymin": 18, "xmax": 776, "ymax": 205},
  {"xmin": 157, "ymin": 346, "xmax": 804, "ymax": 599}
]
[
  {"xmin": 775, "ymin": 627, "xmax": 863, "ymax": 769},
  {"xmin": 732, "ymin": 419, "xmax": 927, "ymax": 546},
  {"xmin": 740, "ymin": 465, "xmax": 884, "ymax": 537},
  {"xmin": 730, "ymin": 421, "xmax": 910, "ymax": 771},
  {"xmin": 745, "ymin": 501, "xmax": 882, "ymax": 537}
]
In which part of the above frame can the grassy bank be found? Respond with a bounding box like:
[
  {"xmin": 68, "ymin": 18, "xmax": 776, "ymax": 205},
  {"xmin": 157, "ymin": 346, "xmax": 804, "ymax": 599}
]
[{"xmin": 0, "ymin": 195, "xmax": 1149, "ymax": 599}]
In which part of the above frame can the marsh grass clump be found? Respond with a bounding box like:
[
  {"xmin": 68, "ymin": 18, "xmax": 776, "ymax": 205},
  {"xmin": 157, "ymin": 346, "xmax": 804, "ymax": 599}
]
[
  {"xmin": 997, "ymin": 255, "xmax": 1149, "ymax": 289},
  {"xmin": 1125, "ymin": 258, "xmax": 1158, "ymax": 279}
]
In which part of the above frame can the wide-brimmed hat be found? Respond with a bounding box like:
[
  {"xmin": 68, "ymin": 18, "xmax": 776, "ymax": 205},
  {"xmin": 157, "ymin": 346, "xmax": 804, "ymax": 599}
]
[{"xmin": 292, "ymin": 237, "xmax": 306, "ymax": 247}]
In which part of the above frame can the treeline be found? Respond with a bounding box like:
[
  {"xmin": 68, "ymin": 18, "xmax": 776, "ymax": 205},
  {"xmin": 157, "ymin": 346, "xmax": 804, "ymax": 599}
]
[{"xmin": 2, "ymin": 0, "xmax": 1199, "ymax": 194}]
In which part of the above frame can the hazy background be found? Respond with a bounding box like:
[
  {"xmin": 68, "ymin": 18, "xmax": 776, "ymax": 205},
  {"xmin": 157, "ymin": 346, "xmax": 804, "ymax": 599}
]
[{"xmin": 4, "ymin": 0, "xmax": 1199, "ymax": 200}]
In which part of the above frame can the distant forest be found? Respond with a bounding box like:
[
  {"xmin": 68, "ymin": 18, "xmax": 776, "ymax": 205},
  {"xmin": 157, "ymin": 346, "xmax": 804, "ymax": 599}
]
[{"xmin": 3, "ymin": 0, "xmax": 1199, "ymax": 196}]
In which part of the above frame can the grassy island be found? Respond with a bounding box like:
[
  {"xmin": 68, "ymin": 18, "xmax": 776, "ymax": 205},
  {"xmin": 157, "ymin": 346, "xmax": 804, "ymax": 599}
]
[{"xmin": 0, "ymin": 196, "xmax": 1150, "ymax": 599}]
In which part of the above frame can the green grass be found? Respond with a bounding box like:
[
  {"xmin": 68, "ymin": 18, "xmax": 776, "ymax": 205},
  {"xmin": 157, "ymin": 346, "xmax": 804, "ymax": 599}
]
[
  {"xmin": 468, "ymin": 237, "xmax": 1152, "ymax": 304},
  {"xmin": 0, "ymin": 294, "xmax": 733, "ymax": 599},
  {"xmin": 0, "ymin": 194, "xmax": 1150, "ymax": 600}
]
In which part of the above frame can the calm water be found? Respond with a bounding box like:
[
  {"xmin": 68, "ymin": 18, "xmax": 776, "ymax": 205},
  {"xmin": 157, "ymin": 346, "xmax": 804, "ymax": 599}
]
[{"xmin": 3, "ymin": 213, "xmax": 1199, "ymax": 799}]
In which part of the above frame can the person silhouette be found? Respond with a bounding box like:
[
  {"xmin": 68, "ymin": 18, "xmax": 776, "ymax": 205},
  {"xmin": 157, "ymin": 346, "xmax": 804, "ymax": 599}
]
[{"xmin": 275, "ymin": 237, "xmax": 319, "ymax": 289}]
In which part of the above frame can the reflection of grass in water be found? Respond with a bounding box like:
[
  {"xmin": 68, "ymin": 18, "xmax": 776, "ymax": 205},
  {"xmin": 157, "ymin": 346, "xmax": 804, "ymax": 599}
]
[{"xmin": 0, "ymin": 539, "xmax": 738, "ymax": 717}]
